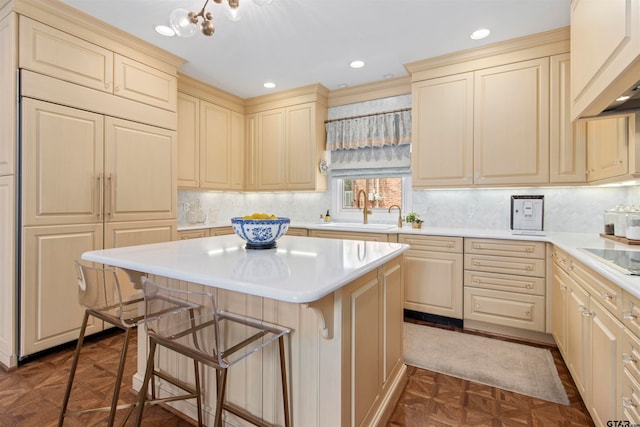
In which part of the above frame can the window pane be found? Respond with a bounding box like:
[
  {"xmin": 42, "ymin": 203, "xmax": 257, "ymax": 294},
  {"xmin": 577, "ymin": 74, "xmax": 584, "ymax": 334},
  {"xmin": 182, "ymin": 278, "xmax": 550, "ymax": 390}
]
[{"xmin": 342, "ymin": 178, "xmax": 403, "ymax": 210}]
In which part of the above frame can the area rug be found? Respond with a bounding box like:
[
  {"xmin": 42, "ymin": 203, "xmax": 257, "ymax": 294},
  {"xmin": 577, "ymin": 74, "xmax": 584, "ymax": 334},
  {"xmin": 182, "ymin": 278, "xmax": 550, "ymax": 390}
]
[{"xmin": 403, "ymin": 322, "xmax": 570, "ymax": 405}]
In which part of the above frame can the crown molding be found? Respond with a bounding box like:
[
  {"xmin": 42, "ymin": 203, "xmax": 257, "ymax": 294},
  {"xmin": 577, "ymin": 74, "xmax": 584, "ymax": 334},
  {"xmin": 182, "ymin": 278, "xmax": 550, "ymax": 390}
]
[{"xmin": 327, "ymin": 76, "xmax": 411, "ymax": 107}]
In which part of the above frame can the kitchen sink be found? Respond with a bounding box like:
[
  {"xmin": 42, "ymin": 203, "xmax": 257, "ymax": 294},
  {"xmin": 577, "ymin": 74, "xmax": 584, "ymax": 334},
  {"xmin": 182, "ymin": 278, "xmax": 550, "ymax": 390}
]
[{"xmin": 315, "ymin": 222, "xmax": 397, "ymax": 230}]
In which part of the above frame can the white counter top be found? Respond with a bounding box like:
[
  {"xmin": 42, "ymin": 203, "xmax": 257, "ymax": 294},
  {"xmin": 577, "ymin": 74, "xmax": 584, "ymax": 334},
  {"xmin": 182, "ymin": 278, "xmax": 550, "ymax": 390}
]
[
  {"xmin": 178, "ymin": 222, "xmax": 640, "ymax": 299},
  {"xmin": 82, "ymin": 234, "xmax": 408, "ymax": 304}
]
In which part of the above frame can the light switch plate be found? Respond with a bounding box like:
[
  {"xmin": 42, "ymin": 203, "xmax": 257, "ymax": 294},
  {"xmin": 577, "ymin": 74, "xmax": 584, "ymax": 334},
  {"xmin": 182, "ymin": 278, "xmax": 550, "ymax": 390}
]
[{"xmin": 510, "ymin": 195, "xmax": 544, "ymax": 232}]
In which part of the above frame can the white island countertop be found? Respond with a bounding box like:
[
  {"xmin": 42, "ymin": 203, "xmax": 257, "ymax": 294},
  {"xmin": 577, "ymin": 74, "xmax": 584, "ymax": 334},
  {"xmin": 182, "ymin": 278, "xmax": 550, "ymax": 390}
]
[{"xmin": 82, "ymin": 234, "xmax": 409, "ymax": 304}]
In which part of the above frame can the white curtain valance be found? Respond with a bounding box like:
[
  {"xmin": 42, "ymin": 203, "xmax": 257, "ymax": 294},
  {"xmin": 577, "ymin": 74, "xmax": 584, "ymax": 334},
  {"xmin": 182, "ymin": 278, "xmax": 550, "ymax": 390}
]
[{"xmin": 325, "ymin": 109, "xmax": 411, "ymax": 151}]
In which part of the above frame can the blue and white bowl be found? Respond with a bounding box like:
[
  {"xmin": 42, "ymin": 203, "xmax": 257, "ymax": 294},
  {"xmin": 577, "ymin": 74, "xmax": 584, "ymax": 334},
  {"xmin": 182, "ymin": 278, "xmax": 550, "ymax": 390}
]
[{"xmin": 231, "ymin": 217, "xmax": 290, "ymax": 249}]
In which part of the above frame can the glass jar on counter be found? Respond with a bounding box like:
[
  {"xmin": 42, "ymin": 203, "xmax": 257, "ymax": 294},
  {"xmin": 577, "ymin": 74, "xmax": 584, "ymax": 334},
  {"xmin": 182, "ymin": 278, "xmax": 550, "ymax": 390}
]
[
  {"xmin": 615, "ymin": 205, "xmax": 631, "ymax": 238},
  {"xmin": 627, "ymin": 206, "xmax": 640, "ymax": 240},
  {"xmin": 604, "ymin": 208, "xmax": 617, "ymax": 235}
]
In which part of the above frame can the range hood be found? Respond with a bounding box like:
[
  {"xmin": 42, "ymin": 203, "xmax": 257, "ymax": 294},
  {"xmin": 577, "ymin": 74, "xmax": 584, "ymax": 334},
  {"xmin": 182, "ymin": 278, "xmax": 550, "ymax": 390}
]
[{"xmin": 602, "ymin": 80, "xmax": 640, "ymax": 114}]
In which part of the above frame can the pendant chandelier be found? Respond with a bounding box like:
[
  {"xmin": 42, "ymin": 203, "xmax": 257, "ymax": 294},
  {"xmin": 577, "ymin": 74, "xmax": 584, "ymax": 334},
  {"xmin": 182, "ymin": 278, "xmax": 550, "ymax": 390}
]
[{"xmin": 170, "ymin": 0, "xmax": 240, "ymax": 37}]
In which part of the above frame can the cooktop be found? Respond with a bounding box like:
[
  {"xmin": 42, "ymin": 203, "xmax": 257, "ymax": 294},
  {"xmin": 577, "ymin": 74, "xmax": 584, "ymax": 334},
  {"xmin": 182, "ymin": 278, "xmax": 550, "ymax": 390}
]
[{"xmin": 582, "ymin": 248, "xmax": 640, "ymax": 275}]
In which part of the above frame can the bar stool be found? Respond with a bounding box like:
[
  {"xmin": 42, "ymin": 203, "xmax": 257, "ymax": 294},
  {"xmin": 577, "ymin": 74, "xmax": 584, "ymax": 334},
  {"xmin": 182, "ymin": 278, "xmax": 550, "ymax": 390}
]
[
  {"xmin": 134, "ymin": 277, "xmax": 292, "ymax": 427},
  {"xmin": 58, "ymin": 262, "xmax": 198, "ymax": 426}
]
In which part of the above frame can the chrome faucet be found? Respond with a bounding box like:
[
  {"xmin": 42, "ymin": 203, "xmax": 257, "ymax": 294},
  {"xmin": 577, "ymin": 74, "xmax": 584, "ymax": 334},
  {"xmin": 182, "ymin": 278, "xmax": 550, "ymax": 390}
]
[
  {"xmin": 357, "ymin": 189, "xmax": 372, "ymax": 224},
  {"xmin": 388, "ymin": 204, "xmax": 402, "ymax": 228}
]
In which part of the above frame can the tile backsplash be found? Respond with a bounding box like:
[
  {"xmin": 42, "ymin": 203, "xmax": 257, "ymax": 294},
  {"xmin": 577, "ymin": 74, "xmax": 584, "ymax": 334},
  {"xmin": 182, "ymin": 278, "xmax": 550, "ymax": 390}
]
[{"xmin": 179, "ymin": 185, "xmax": 632, "ymax": 234}]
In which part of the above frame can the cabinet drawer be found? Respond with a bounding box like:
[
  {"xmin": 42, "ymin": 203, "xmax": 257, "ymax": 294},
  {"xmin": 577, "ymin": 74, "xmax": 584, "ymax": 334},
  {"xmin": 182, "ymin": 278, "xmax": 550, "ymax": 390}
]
[
  {"xmin": 19, "ymin": 17, "xmax": 114, "ymax": 93},
  {"xmin": 623, "ymin": 367, "xmax": 640, "ymax": 424},
  {"xmin": 286, "ymin": 227, "xmax": 308, "ymax": 237},
  {"xmin": 464, "ymin": 270, "xmax": 545, "ymax": 296},
  {"xmin": 210, "ymin": 226, "xmax": 234, "ymax": 236},
  {"xmin": 464, "ymin": 254, "xmax": 545, "ymax": 277},
  {"xmin": 464, "ymin": 238, "xmax": 545, "ymax": 259},
  {"xmin": 114, "ymin": 55, "xmax": 177, "ymax": 111},
  {"xmin": 177, "ymin": 229, "xmax": 208, "ymax": 240},
  {"xmin": 309, "ymin": 230, "xmax": 390, "ymax": 242},
  {"xmin": 463, "ymin": 287, "xmax": 545, "ymax": 331},
  {"xmin": 623, "ymin": 329, "xmax": 640, "ymax": 386},
  {"xmin": 624, "ymin": 290, "xmax": 640, "ymax": 338},
  {"xmin": 399, "ymin": 234, "xmax": 462, "ymax": 253},
  {"xmin": 551, "ymin": 245, "xmax": 572, "ymax": 272},
  {"xmin": 571, "ymin": 258, "xmax": 621, "ymax": 320}
]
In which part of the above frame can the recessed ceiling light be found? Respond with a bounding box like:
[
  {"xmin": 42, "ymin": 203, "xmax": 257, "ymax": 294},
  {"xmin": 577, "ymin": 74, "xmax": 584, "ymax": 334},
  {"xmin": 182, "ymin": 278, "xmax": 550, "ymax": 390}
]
[
  {"xmin": 263, "ymin": 82, "xmax": 276, "ymax": 89},
  {"xmin": 155, "ymin": 25, "xmax": 175, "ymax": 37},
  {"xmin": 383, "ymin": 73, "xmax": 394, "ymax": 79},
  {"xmin": 337, "ymin": 84, "xmax": 348, "ymax": 89},
  {"xmin": 470, "ymin": 28, "xmax": 490, "ymax": 40},
  {"xmin": 350, "ymin": 60, "xmax": 365, "ymax": 69},
  {"xmin": 617, "ymin": 95, "xmax": 631, "ymax": 102}
]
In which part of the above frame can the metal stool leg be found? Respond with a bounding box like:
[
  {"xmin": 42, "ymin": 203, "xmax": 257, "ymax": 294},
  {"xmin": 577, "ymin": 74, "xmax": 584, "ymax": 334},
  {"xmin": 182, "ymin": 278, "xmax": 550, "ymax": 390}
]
[
  {"xmin": 134, "ymin": 338, "xmax": 158, "ymax": 427},
  {"xmin": 107, "ymin": 327, "xmax": 133, "ymax": 426},
  {"xmin": 58, "ymin": 311, "xmax": 90, "ymax": 427},
  {"xmin": 279, "ymin": 336, "xmax": 291, "ymax": 427},
  {"xmin": 193, "ymin": 359, "xmax": 203, "ymax": 427},
  {"xmin": 214, "ymin": 369, "xmax": 228, "ymax": 427}
]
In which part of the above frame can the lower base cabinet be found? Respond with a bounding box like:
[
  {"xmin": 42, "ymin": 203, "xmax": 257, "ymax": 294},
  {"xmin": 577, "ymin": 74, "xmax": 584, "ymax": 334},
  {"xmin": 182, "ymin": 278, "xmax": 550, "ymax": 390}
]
[{"xmin": 552, "ymin": 246, "xmax": 624, "ymax": 426}]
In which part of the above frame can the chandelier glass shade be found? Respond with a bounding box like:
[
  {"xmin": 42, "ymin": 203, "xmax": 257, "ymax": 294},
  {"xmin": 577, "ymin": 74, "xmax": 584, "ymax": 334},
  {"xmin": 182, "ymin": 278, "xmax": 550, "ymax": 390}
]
[{"xmin": 169, "ymin": 0, "xmax": 241, "ymax": 37}]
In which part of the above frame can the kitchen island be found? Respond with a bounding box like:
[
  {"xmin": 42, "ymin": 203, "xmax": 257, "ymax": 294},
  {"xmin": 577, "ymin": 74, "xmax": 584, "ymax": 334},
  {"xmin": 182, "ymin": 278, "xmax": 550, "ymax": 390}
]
[{"xmin": 82, "ymin": 234, "xmax": 409, "ymax": 427}]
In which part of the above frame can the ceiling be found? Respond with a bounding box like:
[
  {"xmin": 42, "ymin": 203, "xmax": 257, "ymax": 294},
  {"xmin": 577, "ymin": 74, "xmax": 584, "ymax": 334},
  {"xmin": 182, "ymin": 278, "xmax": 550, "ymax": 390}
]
[{"xmin": 58, "ymin": 0, "xmax": 570, "ymax": 100}]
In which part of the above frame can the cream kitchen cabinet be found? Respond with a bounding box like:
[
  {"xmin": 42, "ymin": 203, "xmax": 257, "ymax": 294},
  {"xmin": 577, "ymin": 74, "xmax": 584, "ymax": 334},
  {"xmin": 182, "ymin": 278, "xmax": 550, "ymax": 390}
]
[
  {"xmin": 577, "ymin": 113, "xmax": 635, "ymax": 183},
  {"xmin": 411, "ymin": 73, "xmax": 473, "ymax": 187},
  {"xmin": 463, "ymin": 238, "xmax": 547, "ymax": 333},
  {"xmin": 176, "ymin": 77, "xmax": 245, "ymax": 191},
  {"xmin": 0, "ymin": 176, "xmax": 15, "ymax": 367},
  {"xmin": 19, "ymin": 16, "xmax": 177, "ymax": 111},
  {"xmin": 552, "ymin": 246, "xmax": 624, "ymax": 426},
  {"xmin": 550, "ymin": 53, "xmax": 586, "ymax": 184},
  {"xmin": 0, "ymin": 12, "xmax": 16, "ymax": 177},
  {"xmin": 309, "ymin": 229, "xmax": 392, "ymax": 242},
  {"xmin": 178, "ymin": 229, "xmax": 208, "ymax": 240},
  {"xmin": 408, "ymin": 28, "xmax": 568, "ymax": 189},
  {"xmin": 340, "ymin": 257, "xmax": 404, "ymax": 427},
  {"xmin": 570, "ymin": 0, "xmax": 640, "ymax": 120},
  {"xmin": 399, "ymin": 234, "xmax": 463, "ymax": 319},
  {"xmin": 245, "ymin": 85, "xmax": 328, "ymax": 192},
  {"xmin": 22, "ymin": 98, "xmax": 176, "ymax": 226},
  {"xmin": 474, "ymin": 58, "xmax": 550, "ymax": 185}
]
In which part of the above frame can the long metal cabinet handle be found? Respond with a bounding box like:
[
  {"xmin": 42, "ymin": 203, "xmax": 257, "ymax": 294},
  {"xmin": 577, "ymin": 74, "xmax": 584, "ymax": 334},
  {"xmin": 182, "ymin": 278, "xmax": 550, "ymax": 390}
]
[
  {"xmin": 107, "ymin": 174, "xmax": 113, "ymax": 217},
  {"xmin": 97, "ymin": 174, "xmax": 103, "ymax": 220}
]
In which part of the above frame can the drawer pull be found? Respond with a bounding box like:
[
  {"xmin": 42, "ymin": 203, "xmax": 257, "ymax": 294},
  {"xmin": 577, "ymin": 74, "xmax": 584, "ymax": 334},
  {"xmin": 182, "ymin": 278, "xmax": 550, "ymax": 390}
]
[
  {"xmin": 447, "ymin": 242, "xmax": 454, "ymax": 248},
  {"xmin": 526, "ymin": 265, "xmax": 533, "ymax": 271},
  {"xmin": 525, "ymin": 283, "xmax": 534, "ymax": 289},
  {"xmin": 624, "ymin": 312, "xmax": 638, "ymax": 321},
  {"xmin": 581, "ymin": 310, "xmax": 594, "ymax": 317},
  {"xmin": 623, "ymin": 353, "xmax": 637, "ymax": 365},
  {"xmin": 526, "ymin": 247, "xmax": 533, "ymax": 253},
  {"xmin": 599, "ymin": 292, "xmax": 613, "ymax": 301},
  {"xmin": 559, "ymin": 285, "xmax": 567, "ymax": 290},
  {"xmin": 623, "ymin": 398, "xmax": 637, "ymax": 409}
]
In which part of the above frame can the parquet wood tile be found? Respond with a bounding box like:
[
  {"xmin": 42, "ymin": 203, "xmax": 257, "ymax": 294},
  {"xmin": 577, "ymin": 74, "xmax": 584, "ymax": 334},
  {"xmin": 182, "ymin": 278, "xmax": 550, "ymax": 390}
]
[{"xmin": 0, "ymin": 320, "xmax": 594, "ymax": 427}]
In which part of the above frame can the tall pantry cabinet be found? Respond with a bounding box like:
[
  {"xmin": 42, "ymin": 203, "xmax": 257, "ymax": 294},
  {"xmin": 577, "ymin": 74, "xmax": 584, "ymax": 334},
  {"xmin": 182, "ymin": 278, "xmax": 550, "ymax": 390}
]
[{"xmin": 0, "ymin": 0, "xmax": 184, "ymax": 366}]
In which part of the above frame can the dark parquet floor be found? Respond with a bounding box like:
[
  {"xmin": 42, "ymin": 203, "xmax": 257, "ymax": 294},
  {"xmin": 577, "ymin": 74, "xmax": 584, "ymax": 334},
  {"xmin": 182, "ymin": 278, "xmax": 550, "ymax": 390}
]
[{"xmin": 0, "ymin": 320, "xmax": 594, "ymax": 427}]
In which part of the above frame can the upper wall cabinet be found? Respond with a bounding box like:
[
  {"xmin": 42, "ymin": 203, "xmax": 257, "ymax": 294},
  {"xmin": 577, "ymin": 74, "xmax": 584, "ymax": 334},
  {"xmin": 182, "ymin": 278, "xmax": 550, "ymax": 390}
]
[
  {"xmin": 474, "ymin": 58, "xmax": 549, "ymax": 185},
  {"xmin": 407, "ymin": 28, "xmax": 571, "ymax": 189},
  {"xmin": 176, "ymin": 75, "xmax": 245, "ymax": 191},
  {"xmin": 19, "ymin": 17, "xmax": 177, "ymax": 112},
  {"xmin": 570, "ymin": 0, "xmax": 640, "ymax": 120},
  {"xmin": 245, "ymin": 84, "xmax": 328, "ymax": 192},
  {"xmin": 550, "ymin": 53, "xmax": 586, "ymax": 184}
]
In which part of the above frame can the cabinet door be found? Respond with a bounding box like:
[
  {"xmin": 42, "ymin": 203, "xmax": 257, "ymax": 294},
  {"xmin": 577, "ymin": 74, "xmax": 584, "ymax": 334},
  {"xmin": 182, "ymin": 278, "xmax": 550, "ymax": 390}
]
[
  {"xmin": 22, "ymin": 98, "xmax": 104, "ymax": 226},
  {"xmin": 21, "ymin": 224, "xmax": 104, "ymax": 356},
  {"xmin": 550, "ymin": 53, "xmax": 586, "ymax": 183},
  {"xmin": 113, "ymin": 55, "xmax": 177, "ymax": 111},
  {"xmin": 581, "ymin": 114, "xmax": 630, "ymax": 182},
  {"xmin": 588, "ymin": 299, "xmax": 623, "ymax": 426},
  {"xmin": 566, "ymin": 280, "xmax": 591, "ymax": 400},
  {"xmin": 0, "ymin": 13, "xmax": 16, "ymax": 177},
  {"xmin": 411, "ymin": 73, "xmax": 474, "ymax": 187},
  {"xmin": 177, "ymin": 92, "xmax": 200, "ymax": 187},
  {"xmin": 382, "ymin": 258, "xmax": 404, "ymax": 385},
  {"xmin": 199, "ymin": 101, "xmax": 231, "ymax": 189},
  {"xmin": 474, "ymin": 58, "xmax": 550, "ymax": 185},
  {"xmin": 570, "ymin": 0, "xmax": 640, "ymax": 120},
  {"xmin": 404, "ymin": 249, "xmax": 463, "ymax": 319},
  {"xmin": 230, "ymin": 111, "xmax": 245, "ymax": 190},
  {"xmin": 19, "ymin": 17, "xmax": 113, "ymax": 93},
  {"xmin": 244, "ymin": 113, "xmax": 258, "ymax": 191},
  {"xmin": 257, "ymin": 109, "xmax": 286, "ymax": 190},
  {"xmin": 0, "ymin": 176, "xmax": 15, "ymax": 367},
  {"xmin": 104, "ymin": 117, "xmax": 176, "ymax": 221},
  {"xmin": 551, "ymin": 264, "xmax": 569, "ymax": 357},
  {"xmin": 286, "ymin": 103, "xmax": 315, "ymax": 190}
]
